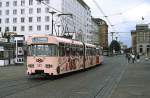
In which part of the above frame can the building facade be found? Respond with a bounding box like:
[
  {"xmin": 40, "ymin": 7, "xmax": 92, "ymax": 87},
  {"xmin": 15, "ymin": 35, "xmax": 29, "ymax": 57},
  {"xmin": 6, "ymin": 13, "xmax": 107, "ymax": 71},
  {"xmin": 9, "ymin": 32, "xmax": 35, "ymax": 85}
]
[
  {"xmin": 136, "ymin": 24, "xmax": 150, "ymax": 54},
  {"xmin": 92, "ymin": 18, "xmax": 108, "ymax": 49},
  {"xmin": 0, "ymin": 0, "xmax": 92, "ymax": 42},
  {"xmin": 131, "ymin": 30, "xmax": 137, "ymax": 53},
  {"xmin": 89, "ymin": 18, "xmax": 99, "ymax": 44},
  {"xmin": 131, "ymin": 24, "xmax": 150, "ymax": 55}
]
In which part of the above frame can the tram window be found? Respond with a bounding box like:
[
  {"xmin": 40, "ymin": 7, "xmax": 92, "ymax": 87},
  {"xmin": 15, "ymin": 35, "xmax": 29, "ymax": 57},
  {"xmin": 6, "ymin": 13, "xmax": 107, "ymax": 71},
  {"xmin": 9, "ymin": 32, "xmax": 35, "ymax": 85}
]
[
  {"xmin": 79, "ymin": 47, "xmax": 83, "ymax": 56},
  {"xmin": 72, "ymin": 47, "xmax": 76, "ymax": 56},
  {"xmin": 65, "ymin": 45, "xmax": 70, "ymax": 56},
  {"xmin": 59, "ymin": 43, "xmax": 65, "ymax": 57},
  {"xmin": 86, "ymin": 48, "xmax": 90, "ymax": 56},
  {"xmin": 28, "ymin": 44, "xmax": 58, "ymax": 56}
]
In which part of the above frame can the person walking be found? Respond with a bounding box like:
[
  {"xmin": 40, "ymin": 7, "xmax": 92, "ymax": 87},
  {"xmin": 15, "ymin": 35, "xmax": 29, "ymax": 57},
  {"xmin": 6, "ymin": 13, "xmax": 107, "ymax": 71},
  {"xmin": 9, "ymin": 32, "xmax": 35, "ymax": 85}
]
[
  {"xmin": 137, "ymin": 53, "xmax": 140, "ymax": 62},
  {"xmin": 126, "ymin": 53, "xmax": 131, "ymax": 63},
  {"xmin": 131, "ymin": 53, "xmax": 136, "ymax": 63}
]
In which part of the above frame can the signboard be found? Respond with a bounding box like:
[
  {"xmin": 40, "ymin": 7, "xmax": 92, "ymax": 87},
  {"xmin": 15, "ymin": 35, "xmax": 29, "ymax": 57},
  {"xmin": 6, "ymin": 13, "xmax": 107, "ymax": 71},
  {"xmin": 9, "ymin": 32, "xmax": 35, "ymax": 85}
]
[
  {"xmin": 0, "ymin": 38, "xmax": 7, "ymax": 42},
  {"xmin": 32, "ymin": 37, "xmax": 48, "ymax": 43}
]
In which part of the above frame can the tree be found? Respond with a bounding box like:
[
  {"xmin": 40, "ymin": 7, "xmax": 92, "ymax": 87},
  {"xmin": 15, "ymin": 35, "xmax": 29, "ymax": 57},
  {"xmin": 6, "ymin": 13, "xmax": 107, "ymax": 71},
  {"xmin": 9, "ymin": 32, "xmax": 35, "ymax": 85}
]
[{"xmin": 109, "ymin": 40, "xmax": 121, "ymax": 54}]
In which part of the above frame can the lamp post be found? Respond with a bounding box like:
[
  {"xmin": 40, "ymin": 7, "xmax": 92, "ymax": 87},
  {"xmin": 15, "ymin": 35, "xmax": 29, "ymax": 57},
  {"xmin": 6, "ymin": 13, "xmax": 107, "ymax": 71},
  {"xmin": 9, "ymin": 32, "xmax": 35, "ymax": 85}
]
[{"xmin": 49, "ymin": 11, "xmax": 56, "ymax": 35}]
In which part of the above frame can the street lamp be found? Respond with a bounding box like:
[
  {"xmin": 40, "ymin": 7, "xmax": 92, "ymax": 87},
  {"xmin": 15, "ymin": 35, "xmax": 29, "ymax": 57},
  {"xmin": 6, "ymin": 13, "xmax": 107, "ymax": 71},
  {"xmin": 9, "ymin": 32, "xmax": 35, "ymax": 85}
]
[{"xmin": 49, "ymin": 11, "xmax": 56, "ymax": 35}]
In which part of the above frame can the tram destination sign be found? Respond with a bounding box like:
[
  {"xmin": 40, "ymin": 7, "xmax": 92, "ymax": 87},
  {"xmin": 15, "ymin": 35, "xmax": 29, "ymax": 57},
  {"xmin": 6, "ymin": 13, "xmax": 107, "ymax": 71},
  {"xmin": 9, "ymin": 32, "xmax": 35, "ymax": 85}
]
[{"xmin": 32, "ymin": 37, "xmax": 48, "ymax": 43}]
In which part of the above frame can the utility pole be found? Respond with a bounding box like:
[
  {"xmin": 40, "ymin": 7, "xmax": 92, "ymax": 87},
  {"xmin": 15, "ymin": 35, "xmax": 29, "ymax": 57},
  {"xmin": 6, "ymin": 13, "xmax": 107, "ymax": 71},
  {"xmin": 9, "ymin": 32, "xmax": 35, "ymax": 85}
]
[{"xmin": 49, "ymin": 11, "xmax": 56, "ymax": 35}]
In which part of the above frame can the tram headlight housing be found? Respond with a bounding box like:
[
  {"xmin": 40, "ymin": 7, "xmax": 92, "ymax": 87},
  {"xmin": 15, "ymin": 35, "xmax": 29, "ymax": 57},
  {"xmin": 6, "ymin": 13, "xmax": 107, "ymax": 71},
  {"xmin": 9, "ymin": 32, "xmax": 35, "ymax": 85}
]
[
  {"xmin": 45, "ymin": 64, "xmax": 53, "ymax": 68},
  {"xmin": 28, "ymin": 64, "xmax": 34, "ymax": 68}
]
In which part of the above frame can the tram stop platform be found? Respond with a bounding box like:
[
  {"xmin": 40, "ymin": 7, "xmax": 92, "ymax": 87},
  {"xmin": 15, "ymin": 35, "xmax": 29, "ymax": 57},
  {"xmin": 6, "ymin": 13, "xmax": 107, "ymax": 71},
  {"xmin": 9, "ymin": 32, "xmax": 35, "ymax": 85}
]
[{"xmin": 110, "ymin": 59, "xmax": 150, "ymax": 98}]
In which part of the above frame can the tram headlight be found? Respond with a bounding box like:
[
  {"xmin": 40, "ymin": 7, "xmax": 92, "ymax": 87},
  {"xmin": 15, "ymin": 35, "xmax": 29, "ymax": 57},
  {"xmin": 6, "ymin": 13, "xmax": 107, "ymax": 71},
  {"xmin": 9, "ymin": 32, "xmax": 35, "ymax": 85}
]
[
  {"xmin": 28, "ymin": 64, "xmax": 34, "ymax": 68},
  {"xmin": 45, "ymin": 64, "xmax": 53, "ymax": 68}
]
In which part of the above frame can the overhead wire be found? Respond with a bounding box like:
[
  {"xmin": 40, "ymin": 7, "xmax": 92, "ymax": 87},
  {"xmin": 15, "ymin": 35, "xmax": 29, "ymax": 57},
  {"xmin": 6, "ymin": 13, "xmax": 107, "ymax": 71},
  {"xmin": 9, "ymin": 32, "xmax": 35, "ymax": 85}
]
[{"xmin": 92, "ymin": 0, "xmax": 114, "ymax": 28}]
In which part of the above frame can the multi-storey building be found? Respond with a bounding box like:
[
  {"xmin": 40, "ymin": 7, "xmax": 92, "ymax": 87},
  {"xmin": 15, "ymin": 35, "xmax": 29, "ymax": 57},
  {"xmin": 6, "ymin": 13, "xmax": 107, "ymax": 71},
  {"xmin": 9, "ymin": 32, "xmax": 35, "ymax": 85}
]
[
  {"xmin": 0, "ymin": 0, "xmax": 92, "ymax": 42},
  {"xmin": 90, "ymin": 18, "xmax": 99, "ymax": 44},
  {"xmin": 131, "ymin": 24, "xmax": 150, "ymax": 55},
  {"xmin": 136, "ymin": 24, "xmax": 150, "ymax": 54},
  {"xmin": 131, "ymin": 30, "xmax": 137, "ymax": 53},
  {"xmin": 92, "ymin": 18, "xmax": 108, "ymax": 49}
]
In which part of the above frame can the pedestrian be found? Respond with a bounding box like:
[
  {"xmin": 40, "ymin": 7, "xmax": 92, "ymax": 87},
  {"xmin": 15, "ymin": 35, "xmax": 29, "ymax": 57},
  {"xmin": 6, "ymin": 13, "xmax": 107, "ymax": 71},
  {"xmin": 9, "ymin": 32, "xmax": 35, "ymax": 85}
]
[
  {"xmin": 131, "ymin": 53, "xmax": 135, "ymax": 63},
  {"xmin": 136, "ymin": 53, "xmax": 140, "ymax": 62},
  {"xmin": 127, "ymin": 53, "xmax": 131, "ymax": 63}
]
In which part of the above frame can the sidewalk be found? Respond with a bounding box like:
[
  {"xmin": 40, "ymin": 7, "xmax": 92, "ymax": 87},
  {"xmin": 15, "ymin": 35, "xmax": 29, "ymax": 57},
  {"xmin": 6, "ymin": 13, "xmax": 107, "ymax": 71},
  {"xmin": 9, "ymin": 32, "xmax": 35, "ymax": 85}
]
[{"xmin": 110, "ymin": 59, "xmax": 150, "ymax": 98}]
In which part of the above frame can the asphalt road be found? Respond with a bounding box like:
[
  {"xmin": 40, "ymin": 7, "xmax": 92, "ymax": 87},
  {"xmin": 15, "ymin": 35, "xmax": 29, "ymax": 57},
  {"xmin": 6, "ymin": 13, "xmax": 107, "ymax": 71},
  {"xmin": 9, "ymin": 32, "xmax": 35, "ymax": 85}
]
[{"xmin": 0, "ymin": 55, "xmax": 127, "ymax": 98}]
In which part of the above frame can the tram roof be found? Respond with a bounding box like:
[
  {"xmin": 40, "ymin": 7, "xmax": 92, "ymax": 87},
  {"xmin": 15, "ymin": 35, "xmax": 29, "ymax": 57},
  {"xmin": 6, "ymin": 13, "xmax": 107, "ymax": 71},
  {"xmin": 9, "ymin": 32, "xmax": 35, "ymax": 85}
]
[
  {"xmin": 27, "ymin": 34, "xmax": 96, "ymax": 47},
  {"xmin": 55, "ymin": 37, "xmax": 83, "ymax": 45}
]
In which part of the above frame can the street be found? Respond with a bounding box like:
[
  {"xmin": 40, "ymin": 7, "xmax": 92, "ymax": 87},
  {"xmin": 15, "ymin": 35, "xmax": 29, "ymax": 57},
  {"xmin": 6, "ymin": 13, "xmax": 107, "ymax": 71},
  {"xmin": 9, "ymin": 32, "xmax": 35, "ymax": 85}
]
[{"xmin": 0, "ymin": 55, "xmax": 127, "ymax": 98}]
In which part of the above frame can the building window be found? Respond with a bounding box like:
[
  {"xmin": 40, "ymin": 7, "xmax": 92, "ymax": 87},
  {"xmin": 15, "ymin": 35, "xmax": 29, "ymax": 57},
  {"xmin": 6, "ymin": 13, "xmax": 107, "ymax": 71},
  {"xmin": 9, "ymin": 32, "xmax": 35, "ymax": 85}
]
[
  {"xmin": 13, "ymin": 1, "xmax": 17, "ymax": 6},
  {"xmin": 0, "ymin": 10, "xmax": 2, "ymax": 15},
  {"xmin": 0, "ymin": 2, "xmax": 2, "ymax": 7},
  {"xmin": 21, "ymin": 9, "xmax": 25, "ymax": 14},
  {"xmin": 13, "ymin": 9, "xmax": 17, "ymax": 15},
  {"xmin": 6, "ymin": 2, "xmax": 9, "ymax": 7},
  {"xmin": 45, "ymin": 16, "xmax": 49, "ymax": 22},
  {"xmin": 45, "ymin": 25, "xmax": 49, "ymax": 31},
  {"xmin": 5, "ymin": 10, "xmax": 9, "ymax": 15},
  {"xmin": 29, "ymin": 0, "xmax": 33, "ymax": 5},
  {"xmin": 37, "ymin": 25, "xmax": 41, "ymax": 31},
  {"xmin": 29, "ymin": 26, "xmax": 33, "ymax": 31},
  {"xmin": 21, "ymin": 17, "xmax": 25, "ymax": 23},
  {"xmin": 29, "ymin": 8, "xmax": 33, "ymax": 14},
  {"xmin": 37, "ymin": 17, "xmax": 41, "ymax": 22},
  {"xmin": 37, "ymin": 8, "xmax": 41, "ymax": 13},
  {"xmin": 13, "ymin": 18, "xmax": 17, "ymax": 23},
  {"xmin": 13, "ymin": 26, "xmax": 17, "ymax": 31},
  {"xmin": 0, "ymin": 27, "xmax": 1, "ymax": 32},
  {"xmin": 0, "ymin": 18, "xmax": 1, "ymax": 24},
  {"xmin": 45, "ymin": 7, "xmax": 49, "ymax": 13},
  {"xmin": 21, "ymin": 0, "xmax": 25, "ymax": 6},
  {"xmin": 5, "ymin": 18, "xmax": 9, "ymax": 23},
  {"xmin": 21, "ymin": 26, "xmax": 25, "ymax": 31},
  {"xmin": 29, "ymin": 17, "xmax": 33, "ymax": 22},
  {"xmin": 5, "ymin": 27, "xmax": 9, "ymax": 32}
]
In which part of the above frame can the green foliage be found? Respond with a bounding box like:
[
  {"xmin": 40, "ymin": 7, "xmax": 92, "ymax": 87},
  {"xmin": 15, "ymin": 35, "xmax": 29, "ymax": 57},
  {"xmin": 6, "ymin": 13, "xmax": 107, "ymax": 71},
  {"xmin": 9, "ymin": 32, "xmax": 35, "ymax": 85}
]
[{"xmin": 109, "ymin": 40, "xmax": 121, "ymax": 52}]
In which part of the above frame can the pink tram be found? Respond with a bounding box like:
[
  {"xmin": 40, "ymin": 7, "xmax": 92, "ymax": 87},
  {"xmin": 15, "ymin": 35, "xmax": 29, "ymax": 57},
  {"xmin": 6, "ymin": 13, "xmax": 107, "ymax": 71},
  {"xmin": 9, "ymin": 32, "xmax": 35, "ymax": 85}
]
[{"xmin": 27, "ymin": 34, "xmax": 103, "ymax": 76}]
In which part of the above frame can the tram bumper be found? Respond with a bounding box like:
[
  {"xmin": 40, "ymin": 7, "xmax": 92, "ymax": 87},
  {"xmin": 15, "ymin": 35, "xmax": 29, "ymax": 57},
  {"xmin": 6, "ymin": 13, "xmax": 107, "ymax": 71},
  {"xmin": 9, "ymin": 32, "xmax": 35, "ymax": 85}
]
[{"xmin": 27, "ymin": 68, "xmax": 58, "ymax": 76}]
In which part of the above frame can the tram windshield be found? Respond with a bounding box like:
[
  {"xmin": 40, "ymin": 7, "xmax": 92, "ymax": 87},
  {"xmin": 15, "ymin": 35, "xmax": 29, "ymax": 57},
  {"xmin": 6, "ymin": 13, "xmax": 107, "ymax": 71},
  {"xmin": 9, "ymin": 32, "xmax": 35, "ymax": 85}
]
[{"xmin": 28, "ymin": 44, "xmax": 58, "ymax": 56}]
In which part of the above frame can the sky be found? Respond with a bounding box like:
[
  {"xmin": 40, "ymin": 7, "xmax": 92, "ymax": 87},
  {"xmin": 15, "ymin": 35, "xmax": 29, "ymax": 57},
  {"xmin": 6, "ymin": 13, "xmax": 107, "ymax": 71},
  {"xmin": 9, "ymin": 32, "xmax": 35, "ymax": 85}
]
[{"xmin": 84, "ymin": 0, "xmax": 150, "ymax": 47}]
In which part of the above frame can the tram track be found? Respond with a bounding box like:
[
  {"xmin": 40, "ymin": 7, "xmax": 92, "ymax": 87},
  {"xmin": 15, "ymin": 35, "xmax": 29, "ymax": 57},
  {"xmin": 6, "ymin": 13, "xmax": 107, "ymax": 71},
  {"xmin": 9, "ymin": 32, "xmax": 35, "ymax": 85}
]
[
  {"xmin": 0, "ymin": 76, "xmax": 51, "ymax": 98},
  {"xmin": 0, "ymin": 56, "xmax": 127, "ymax": 98},
  {"xmin": 93, "ymin": 55, "xmax": 127, "ymax": 98}
]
